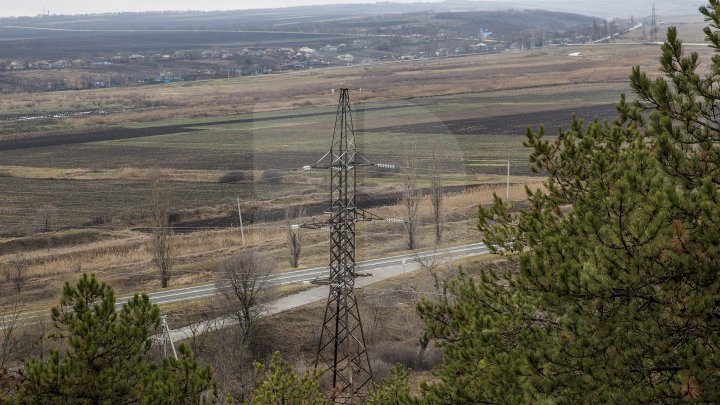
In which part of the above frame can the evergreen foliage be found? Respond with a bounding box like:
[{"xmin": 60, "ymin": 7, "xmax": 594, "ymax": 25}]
[
  {"xmin": 417, "ymin": 2, "xmax": 720, "ymax": 402},
  {"xmin": 246, "ymin": 352, "xmax": 325, "ymax": 405},
  {"xmin": 366, "ymin": 364, "xmax": 416, "ymax": 405},
  {"xmin": 12, "ymin": 274, "xmax": 216, "ymax": 404}
]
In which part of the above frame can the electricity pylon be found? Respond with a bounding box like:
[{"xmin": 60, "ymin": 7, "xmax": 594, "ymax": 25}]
[
  {"xmin": 651, "ymin": 4, "xmax": 658, "ymax": 43},
  {"xmin": 303, "ymin": 88, "xmax": 380, "ymax": 403}
]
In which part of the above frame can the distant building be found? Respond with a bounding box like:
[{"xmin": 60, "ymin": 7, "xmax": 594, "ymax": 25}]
[
  {"xmin": 471, "ymin": 43, "xmax": 489, "ymax": 51},
  {"xmin": 111, "ymin": 55, "xmax": 127, "ymax": 63},
  {"xmin": 128, "ymin": 54, "xmax": 145, "ymax": 62},
  {"xmin": 30, "ymin": 60, "xmax": 51, "ymax": 69},
  {"xmin": 8, "ymin": 61, "xmax": 25, "ymax": 70},
  {"xmin": 336, "ymin": 54, "xmax": 355, "ymax": 63},
  {"xmin": 321, "ymin": 45, "xmax": 338, "ymax": 53},
  {"xmin": 50, "ymin": 60, "xmax": 71, "ymax": 68},
  {"xmin": 351, "ymin": 39, "xmax": 370, "ymax": 49}
]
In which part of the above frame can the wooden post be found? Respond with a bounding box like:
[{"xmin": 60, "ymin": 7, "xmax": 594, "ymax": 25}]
[
  {"xmin": 506, "ymin": 158, "xmax": 510, "ymax": 203},
  {"xmin": 237, "ymin": 197, "xmax": 245, "ymax": 246}
]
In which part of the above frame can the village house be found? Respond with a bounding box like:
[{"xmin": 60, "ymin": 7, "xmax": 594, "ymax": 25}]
[{"xmin": 336, "ymin": 54, "xmax": 355, "ymax": 64}]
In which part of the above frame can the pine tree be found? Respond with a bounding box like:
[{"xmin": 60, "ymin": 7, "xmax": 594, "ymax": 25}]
[
  {"xmin": 366, "ymin": 364, "xmax": 416, "ymax": 405},
  {"xmin": 139, "ymin": 344, "xmax": 218, "ymax": 404},
  {"xmin": 417, "ymin": 2, "xmax": 720, "ymax": 402},
  {"xmin": 12, "ymin": 274, "xmax": 216, "ymax": 404},
  {"xmin": 246, "ymin": 352, "xmax": 326, "ymax": 405}
]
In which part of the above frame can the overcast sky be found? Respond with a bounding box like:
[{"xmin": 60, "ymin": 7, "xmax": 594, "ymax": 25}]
[{"xmin": 0, "ymin": 0, "xmax": 456, "ymax": 17}]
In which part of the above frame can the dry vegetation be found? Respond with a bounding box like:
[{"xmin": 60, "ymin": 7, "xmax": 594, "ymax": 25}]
[
  {"xmin": 0, "ymin": 179, "xmax": 536, "ymax": 311},
  {"xmin": 0, "ymin": 41, "xmax": 654, "ymax": 320},
  {"xmin": 0, "ymin": 43, "xmax": 674, "ymax": 137},
  {"xmin": 158, "ymin": 252, "xmax": 509, "ymax": 400}
]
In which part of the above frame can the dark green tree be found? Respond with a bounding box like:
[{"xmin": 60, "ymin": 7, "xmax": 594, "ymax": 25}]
[
  {"xmin": 139, "ymin": 345, "xmax": 217, "ymax": 404},
  {"xmin": 417, "ymin": 2, "xmax": 720, "ymax": 402},
  {"xmin": 245, "ymin": 352, "xmax": 325, "ymax": 405},
  {"xmin": 366, "ymin": 364, "xmax": 416, "ymax": 405},
  {"xmin": 13, "ymin": 274, "xmax": 216, "ymax": 404}
]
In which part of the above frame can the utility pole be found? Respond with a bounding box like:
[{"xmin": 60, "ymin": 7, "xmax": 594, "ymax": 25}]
[
  {"xmin": 302, "ymin": 89, "xmax": 380, "ymax": 403},
  {"xmin": 237, "ymin": 197, "xmax": 245, "ymax": 246},
  {"xmin": 531, "ymin": 32, "xmax": 535, "ymax": 51},
  {"xmin": 506, "ymin": 158, "xmax": 510, "ymax": 203},
  {"xmin": 651, "ymin": 4, "xmax": 658, "ymax": 43},
  {"xmin": 161, "ymin": 315, "xmax": 178, "ymax": 360}
]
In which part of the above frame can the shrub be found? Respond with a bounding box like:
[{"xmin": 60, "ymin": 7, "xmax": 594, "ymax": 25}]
[
  {"xmin": 218, "ymin": 171, "xmax": 246, "ymax": 183},
  {"xmin": 256, "ymin": 169, "xmax": 281, "ymax": 185},
  {"xmin": 372, "ymin": 341, "xmax": 442, "ymax": 372}
]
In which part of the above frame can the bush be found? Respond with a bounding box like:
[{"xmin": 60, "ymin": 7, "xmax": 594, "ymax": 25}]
[
  {"xmin": 255, "ymin": 169, "xmax": 281, "ymax": 185},
  {"xmin": 369, "ymin": 359, "xmax": 393, "ymax": 382},
  {"xmin": 371, "ymin": 341, "xmax": 442, "ymax": 372},
  {"xmin": 218, "ymin": 171, "xmax": 246, "ymax": 183}
]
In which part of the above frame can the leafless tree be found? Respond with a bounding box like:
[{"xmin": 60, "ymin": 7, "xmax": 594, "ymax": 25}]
[
  {"xmin": 430, "ymin": 143, "xmax": 443, "ymax": 245},
  {"xmin": 2, "ymin": 256, "xmax": 26, "ymax": 296},
  {"xmin": 286, "ymin": 207, "xmax": 305, "ymax": 268},
  {"xmin": 414, "ymin": 249, "xmax": 455, "ymax": 351},
  {"xmin": 403, "ymin": 146, "xmax": 421, "ymax": 250},
  {"xmin": 149, "ymin": 169, "xmax": 173, "ymax": 288},
  {"xmin": 202, "ymin": 325, "xmax": 262, "ymax": 402},
  {"xmin": 414, "ymin": 249, "xmax": 453, "ymax": 296},
  {"xmin": 0, "ymin": 303, "xmax": 21, "ymax": 398},
  {"xmin": 215, "ymin": 251, "xmax": 275, "ymax": 339},
  {"xmin": 0, "ymin": 303, "xmax": 21, "ymax": 371}
]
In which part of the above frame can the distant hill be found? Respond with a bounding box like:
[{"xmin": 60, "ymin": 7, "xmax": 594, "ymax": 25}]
[
  {"xmin": 0, "ymin": 1, "xmax": 705, "ymax": 28},
  {"xmin": 436, "ymin": 9, "xmax": 595, "ymax": 41},
  {"xmin": 468, "ymin": 0, "xmax": 703, "ymax": 18}
]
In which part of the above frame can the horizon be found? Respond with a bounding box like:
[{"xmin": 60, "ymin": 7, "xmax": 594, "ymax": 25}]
[{"xmin": 2, "ymin": 0, "xmax": 446, "ymax": 18}]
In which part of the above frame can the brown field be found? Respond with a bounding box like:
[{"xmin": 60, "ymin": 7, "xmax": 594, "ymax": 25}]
[{"xmin": 0, "ymin": 40, "xmax": 679, "ymax": 314}]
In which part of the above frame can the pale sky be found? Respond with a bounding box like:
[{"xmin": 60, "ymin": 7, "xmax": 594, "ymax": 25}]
[{"xmin": 0, "ymin": 0, "xmax": 451, "ymax": 18}]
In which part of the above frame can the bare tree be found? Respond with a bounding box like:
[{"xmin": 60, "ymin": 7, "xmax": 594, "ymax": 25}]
[
  {"xmin": 0, "ymin": 303, "xmax": 22, "ymax": 398},
  {"xmin": 0, "ymin": 303, "xmax": 21, "ymax": 371},
  {"xmin": 414, "ymin": 249, "xmax": 455, "ymax": 352},
  {"xmin": 215, "ymin": 251, "xmax": 275, "ymax": 339},
  {"xmin": 286, "ymin": 207, "xmax": 305, "ymax": 268},
  {"xmin": 430, "ymin": 143, "xmax": 443, "ymax": 245},
  {"xmin": 414, "ymin": 249, "xmax": 453, "ymax": 296},
  {"xmin": 149, "ymin": 169, "xmax": 173, "ymax": 288},
  {"xmin": 403, "ymin": 146, "xmax": 421, "ymax": 250},
  {"xmin": 2, "ymin": 256, "xmax": 26, "ymax": 296}
]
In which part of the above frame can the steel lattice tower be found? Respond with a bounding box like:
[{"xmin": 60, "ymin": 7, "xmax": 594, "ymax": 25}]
[
  {"xmin": 651, "ymin": 4, "xmax": 658, "ymax": 43},
  {"xmin": 303, "ymin": 89, "xmax": 380, "ymax": 403}
]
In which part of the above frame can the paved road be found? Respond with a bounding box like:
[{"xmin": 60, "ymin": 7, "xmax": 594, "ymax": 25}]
[
  {"xmin": 1, "ymin": 243, "xmax": 489, "ymax": 330},
  {"xmin": 165, "ymin": 242, "xmax": 490, "ymax": 343}
]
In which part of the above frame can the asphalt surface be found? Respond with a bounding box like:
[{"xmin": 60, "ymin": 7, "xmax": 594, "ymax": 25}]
[{"xmin": 166, "ymin": 242, "xmax": 490, "ymax": 342}]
